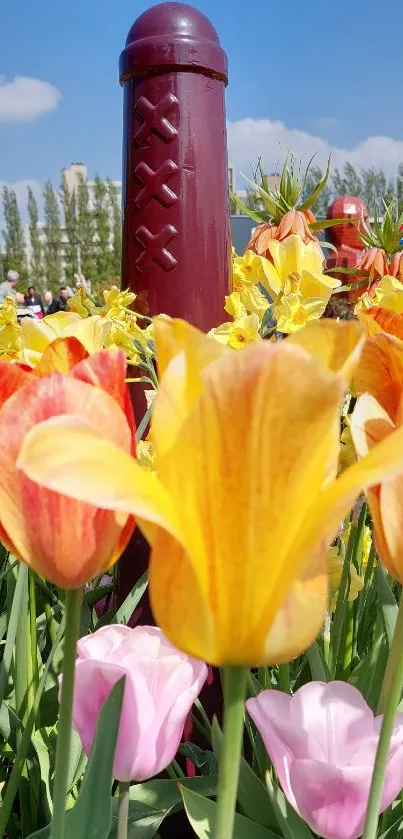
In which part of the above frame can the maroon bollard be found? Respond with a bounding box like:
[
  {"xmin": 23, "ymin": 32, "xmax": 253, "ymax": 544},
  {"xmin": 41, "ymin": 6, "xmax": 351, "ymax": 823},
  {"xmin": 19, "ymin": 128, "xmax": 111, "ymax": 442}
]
[{"xmin": 117, "ymin": 2, "xmax": 229, "ymax": 808}]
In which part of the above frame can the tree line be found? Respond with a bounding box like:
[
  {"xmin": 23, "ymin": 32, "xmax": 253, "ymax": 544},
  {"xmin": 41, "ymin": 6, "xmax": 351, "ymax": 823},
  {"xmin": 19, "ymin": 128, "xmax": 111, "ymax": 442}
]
[
  {"xmin": 1, "ymin": 173, "xmax": 122, "ymax": 296},
  {"xmin": 242, "ymin": 162, "xmax": 403, "ymax": 219}
]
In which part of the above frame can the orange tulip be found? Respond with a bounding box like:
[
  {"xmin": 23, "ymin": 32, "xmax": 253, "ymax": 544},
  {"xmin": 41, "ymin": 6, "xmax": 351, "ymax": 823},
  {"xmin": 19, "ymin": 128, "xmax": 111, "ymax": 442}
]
[
  {"xmin": 352, "ymin": 332, "xmax": 403, "ymax": 582},
  {"xmin": 357, "ymin": 306, "xmax": 403, "ymax": 341},
  {"xmin": 0, "ymin": 337, "xmax": 136, "ymax": 588}
]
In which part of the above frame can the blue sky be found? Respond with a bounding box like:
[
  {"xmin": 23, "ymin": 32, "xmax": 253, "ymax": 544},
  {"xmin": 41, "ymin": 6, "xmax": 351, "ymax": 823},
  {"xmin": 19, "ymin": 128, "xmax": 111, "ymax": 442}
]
[{"xmin": 1, "ymin": 0, "xmax": 403, "ymax": 210}]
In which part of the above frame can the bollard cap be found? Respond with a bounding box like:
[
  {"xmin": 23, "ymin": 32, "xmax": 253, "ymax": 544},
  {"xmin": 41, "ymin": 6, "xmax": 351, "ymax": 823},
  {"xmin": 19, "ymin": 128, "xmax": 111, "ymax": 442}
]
[{"xmin": 120, "ymin": 2, "xmax": 227, "ymax": 85}]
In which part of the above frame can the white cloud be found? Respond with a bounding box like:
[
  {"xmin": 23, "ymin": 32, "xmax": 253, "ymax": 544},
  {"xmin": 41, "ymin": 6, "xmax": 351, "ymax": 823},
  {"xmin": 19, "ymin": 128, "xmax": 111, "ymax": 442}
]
[
  {"xmin": 227, "ymin": 117, "xmax": 403, "ymax": 183},
  {"xmin": 0, "ymin": 76, "xmax": 61, "ymax": 123}
]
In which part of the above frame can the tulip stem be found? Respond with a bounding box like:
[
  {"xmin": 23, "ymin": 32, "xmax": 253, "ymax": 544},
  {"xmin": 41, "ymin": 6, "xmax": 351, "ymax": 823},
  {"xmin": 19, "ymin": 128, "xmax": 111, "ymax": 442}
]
[
  {"xmin": 215, "ymin": 666, "xmax": 248, "ymax": 839},
  {"xmin": 117, "ymin": 781, "xmax": 130, "ymax": 839},
  {"xmin": 50, "ymin": 587, "xmax": 83, "ymax": 839},
  {"xmin": 362, "ymin": 589, "xmax": 403, "ymax": 839}
]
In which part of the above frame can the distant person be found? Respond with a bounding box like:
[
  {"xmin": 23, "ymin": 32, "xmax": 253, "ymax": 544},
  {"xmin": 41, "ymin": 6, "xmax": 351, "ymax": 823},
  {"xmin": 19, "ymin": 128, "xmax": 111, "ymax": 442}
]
[
  {"xmin": 43, "ymin": 290, "xmax": 53, "ymax": 313},
  {"xmin": 24, "ymin": 285, "xmax": 44, "ymax": 319},
  {"xmin": 0, "ymin": 270, "xmax": 19, "ymax": 304},
  {"xmin": 47, "ymin": 286, "xmax": 69, "ymax": 314}
]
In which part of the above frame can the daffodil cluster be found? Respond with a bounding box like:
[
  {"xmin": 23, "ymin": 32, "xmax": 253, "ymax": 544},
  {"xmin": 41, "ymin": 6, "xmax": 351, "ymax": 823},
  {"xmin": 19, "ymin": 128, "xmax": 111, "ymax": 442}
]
[
  {"xmin": 0, "ymin": 286, "xmax": 156, "ymax": 379},
  {"xmin": 209, "ymin": 235, "xmax": 341, "ymax": 348}
]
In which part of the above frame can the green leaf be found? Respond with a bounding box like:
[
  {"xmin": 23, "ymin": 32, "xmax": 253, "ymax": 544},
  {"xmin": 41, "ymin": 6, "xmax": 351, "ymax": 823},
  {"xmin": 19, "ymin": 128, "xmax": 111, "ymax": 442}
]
[
  {"xmin": 0, "ymin": 560, "xmax": 27, "ymax": 704},
  {"xmin": 377, "ymin": 565, "xmax": 398, "ymax": 648},
  {"xmin": 211, "ymin": 718, "xmax": 278, "ymax": 831},
  {"xmin": 129, "ymin": 775, "xmax": 218, "ymax": 812},
  {"xmin": 178, "ymin": 743, "xmax": 218, "ymax": 775},
  {"xmin": 348, "ymin": 634, "xmax": 387, "ymax": 711},
  {"xmin": 230, "ymin": 193, "xmax": 267, "ymax": 225},
  {"xmin": 299, "ymin": 157, "xmax": 330, "ymax": 212},
  {"xmin": 96, "ymin": 572, "xmax": 148, "ymax": 628},
  {"xmin": 27, "ymin": 678, "xmax": 125, "ymax": 839},
  {"xmin": 180, "ymin": 785, "xmax": 279, "ymax": 839}
]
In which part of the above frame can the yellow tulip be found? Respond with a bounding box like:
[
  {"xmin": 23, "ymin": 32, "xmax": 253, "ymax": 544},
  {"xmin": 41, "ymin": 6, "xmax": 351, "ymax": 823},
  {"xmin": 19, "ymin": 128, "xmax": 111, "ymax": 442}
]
[
  {"xmin": 21, "ymin": 312, "xmax": 105, "ymax": 367},
  {"xmin": 0, "ymin": 297, "xmax": 23, "ymax": 359},
  {"xmin": 17, "ymin": 319, "xmax": 403, "ymax": 666},
  {"xmin": 261, "ymin": 234, "xmax": 340, "ymax": 304}
]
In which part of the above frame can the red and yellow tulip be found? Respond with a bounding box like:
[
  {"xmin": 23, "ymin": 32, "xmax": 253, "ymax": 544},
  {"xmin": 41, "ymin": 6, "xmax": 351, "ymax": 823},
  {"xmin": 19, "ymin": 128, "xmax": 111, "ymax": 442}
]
[
  {"xmin": 0, "ymin": 337, "xmax": 136, "ymax": 588},
  {"xmin": 16, "ymin": 319, "xmax": 403, "ymax": 665}
]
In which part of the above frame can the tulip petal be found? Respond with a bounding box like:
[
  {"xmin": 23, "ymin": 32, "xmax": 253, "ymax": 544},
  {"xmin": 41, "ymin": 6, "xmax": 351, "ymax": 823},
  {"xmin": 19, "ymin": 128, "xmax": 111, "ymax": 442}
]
[
  {"xmin": 34, "ymin": 336, "xmax": 89, "ymax": 376},
  {"xmin": 357, "ymin": 306, "xmax": 403, "ymax": 340},
  {"xmin": 0, "ymin": 373, "xmax": 134, "ymax": 588},
  {"xmin": 262, "ymin": 546, "xmax": 328, "ymax": 664},
  {"xmin": 296, "ymin": 398, "xmax": 403, "ymax": 570},
  {"xmin": 0, "ymin": 360, "xmax": 31, "ymax": 410},
  {"xmin": 353, "ymin": 333, "xmax": 403, "ymax": 423},
  {"xmin": 152, "ymin": 341, "xmax": 345, "ymax": 664},
  {"xmin": 153, "ymin": 318, "xmax": 227, "ymax": 456},
  {"xmin": 17, "ymin": 419, "xmax": 183, "ymax": 546},
  {"xmin": 286, "ymin": 320, "xmax": 365, "ymax": 384},
  {"xmin": 62, "ymin": 315, "xmax": 105, "ymax": 355},
  {"xmin": 289, "ymin": 759, "xmax": 372, "ymax": 839}
]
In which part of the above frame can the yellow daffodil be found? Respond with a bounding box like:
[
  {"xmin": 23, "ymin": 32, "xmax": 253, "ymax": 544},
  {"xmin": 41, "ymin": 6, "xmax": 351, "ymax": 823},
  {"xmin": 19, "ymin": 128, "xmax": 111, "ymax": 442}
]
[
  {"xmin": 261, "ymin": 234, "xmax": 340, "ymax": 305},
  {"xmin": 232, "ymin": 250, "xmax": 268, "ymax": 289},
  {"xmin": 0, "ymin": 297, "xmax": 23, "ymax": 359},
  {"xmin": 356, "ymin": 275, "xmax": 403, "ymax": 315},
  {"xmin": 68, "ymin": 286, "xmax": 98, "ymax": 318},
  {"xmin": 225, "ymin": 288, "xmax": 268, "ymax": 321},
  {"xmin": 103, "ymin": 285, "xmax": 136, "ymax": 312},
  {"xmin": 274, "ymin": 293, "xmax": 326, "ymax": 334},
  {"xmin": 21, "ymin": 312, "xmax": 105, "ymax": 367},
  {"xmin": 328, "ymin": 546, "xmax": 364, "ymax": 612},
  {"xmin": 209, "ymin": 314, "xmax": 261, "ymax": 349},
  {"xmin": 137, "ymin": 439, "xmax": 156, "ymax": 475},
  {"xmin": 18, "ymin": 318, "xmax": 403, "ymax": 666}
]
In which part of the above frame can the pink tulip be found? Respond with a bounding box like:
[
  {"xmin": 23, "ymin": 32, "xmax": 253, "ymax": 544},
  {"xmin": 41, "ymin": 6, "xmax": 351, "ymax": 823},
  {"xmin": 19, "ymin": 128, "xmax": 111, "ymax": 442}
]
[
  {"xmin": 68, "ymin": 625, "xmax": 208, "ymax": 782},
  {"xmin": 247, "ymin": 681, "xmax": 403, "ymax": 839}
]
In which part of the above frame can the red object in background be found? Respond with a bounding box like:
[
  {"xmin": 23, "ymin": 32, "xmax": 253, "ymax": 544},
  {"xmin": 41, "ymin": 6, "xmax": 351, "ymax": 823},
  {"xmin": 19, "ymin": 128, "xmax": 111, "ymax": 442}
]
[
  {"xmin": 117, "ymin": 4, "xmax": 228, "ymax": 804},
  {"xmin": 326, "ymin": 195, "xmax": 369, "ymax": 303}
]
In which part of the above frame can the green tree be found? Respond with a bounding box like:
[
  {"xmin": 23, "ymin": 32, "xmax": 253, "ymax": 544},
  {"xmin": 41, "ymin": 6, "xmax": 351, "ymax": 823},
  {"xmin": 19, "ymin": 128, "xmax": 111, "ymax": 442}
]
[
  {"xmin": 60, "ymin": 173, "xmax": 79, "ymax": 285},
  {"xmin": 43, "ymin": 180, "xmax": 63, "ymax": 292},
  {"xmin": 93, "ymin": 175, "xmax": 111, "ymax": 293},
  {"xmin": 107, "ymin": 179, "xmax": 121, "ymax": 280},
  {"xmin": 362, "ymin": 168, "xmax": 388, "ymax": 215},
  {"xmin": 76, "ymin": 174, "xmax": 95, "ymax": 287},
  {"xmin": 396, "ymin": 163, "xmax": 403, "ymax": 214},
  {"xmin": 27, "ymin": 187, "xmax": 43, "ymax": 288},
  {"xmin": 1, "ymin": 187, "xmax": 26, "ymax": 277}
]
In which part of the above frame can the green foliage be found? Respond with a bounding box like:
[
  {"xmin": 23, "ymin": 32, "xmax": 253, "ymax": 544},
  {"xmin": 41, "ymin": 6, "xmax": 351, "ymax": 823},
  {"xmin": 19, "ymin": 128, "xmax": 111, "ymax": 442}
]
[
  {"xmin": 27, "ymin": 188, "xmax": 43, "ymax": 289},
  {"xmin": 60, "ymin": 174, "xmax": 79, "ymax": 285},
  {"xmin": 108, "ymin": 179, "xmax": 122, "ymax": 281},
  {"xmin": 76, "ymin": 174, "xmax": 96, "ymax": 288},
  {"xmin": 1, "ymin": 187, "xmax": 26, "ymax": 278},
  {"xmin": 93, "ymin": 175, "xmax": 112, "ymax": 294},
  {"xmin": 42, "ymin": 180, "xmax": 63, "ymax": 293}
]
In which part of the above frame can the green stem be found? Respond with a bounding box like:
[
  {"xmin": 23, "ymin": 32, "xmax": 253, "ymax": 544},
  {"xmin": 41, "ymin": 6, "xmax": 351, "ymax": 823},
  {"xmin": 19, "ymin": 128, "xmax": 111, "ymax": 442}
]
[
  {"xmin": 117, "ymin": 781, "xmax": 130, "ymax": 839},
  {"xmin": 278, "ymin": 663, "xmax": 290, "ymax": 693},
  {"xmin": 50, "ymin": 588, "xmax": 83, "ymax": 839},
  {"xmin": 377, "ymin": 589, "xmax": 403, "ymax": 714},
  {"xmin": 215, "ymin": 667, "xmax": 248, "ymax": 839},
  {"xmin": 362, "ymin": 590, "xmax": 403, "ymax": 839}
]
